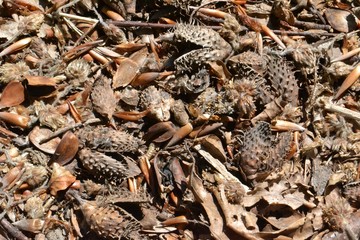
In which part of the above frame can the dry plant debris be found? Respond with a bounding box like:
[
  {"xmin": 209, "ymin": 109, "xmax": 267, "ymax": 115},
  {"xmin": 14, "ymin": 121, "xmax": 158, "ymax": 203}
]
[{"xmin": 0, "ymin": 0, "xmax": 360, "ymax": 239}]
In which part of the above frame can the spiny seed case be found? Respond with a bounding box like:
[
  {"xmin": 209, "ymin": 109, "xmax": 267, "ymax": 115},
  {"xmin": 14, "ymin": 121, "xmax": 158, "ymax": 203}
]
[
  {"xmin": 77, "ymin": 126, "xmax": 140, "ymax": 153},
  {"xmin": 78, "ymin": 148, "xmax": 141, "ymax": 184},
  {"xmin": 76, "ymin": 196, "xmax": 141, "ymax": 239}
]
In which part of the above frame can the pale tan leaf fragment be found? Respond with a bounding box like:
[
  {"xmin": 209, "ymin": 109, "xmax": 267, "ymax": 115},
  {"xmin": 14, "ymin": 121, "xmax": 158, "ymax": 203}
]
[
  {"xmin": 113, "ymin": 58, "xmax": 139, "ymax": 88},
  {"xmin": 199, "ymin": 134, "xmax": 227, "ymax": 163}
]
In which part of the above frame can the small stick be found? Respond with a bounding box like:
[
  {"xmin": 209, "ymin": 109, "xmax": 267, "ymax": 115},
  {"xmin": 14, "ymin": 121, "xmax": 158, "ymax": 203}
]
[
  {"xmin": 331, "ymin": 47, "xmax": 360, "ymax": 63},
  {"xmin": 324, "ymin": 103, "xmax": 360, "ymax": 122},
  {"xmin": 39, "ymin": 118, "xmax": 101, "ymax": 144},
  {"xmin": 58, "ymin": 12, "xmax": 98, "ymax": 24},
  {"xmin": 272, "ymin": 30, "xmax": 337, "ymax": 37},
  {"xmin": 294, "ymin": 20, "xmax": 332, "ymax": 31},
  {"xmin": 0, "ymin": 218, "xmax": 29, "ymax": 240}
]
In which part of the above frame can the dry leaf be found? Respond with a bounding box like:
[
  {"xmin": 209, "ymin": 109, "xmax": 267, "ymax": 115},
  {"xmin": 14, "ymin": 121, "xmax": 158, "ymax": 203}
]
[
  {"xmin": 91, "ymin": 78, "xmax": 117, "ymax": 120},
  {"xmin": 189, "ymin": 166, "xmax": 228, "ymax": 239},
  {"xmin": 0, "ymin": 81, "xmax": 25, "ymax": 108},
  {"xmin": 49, "ymin": 163, "xmax": 76, "ymax": 196},
  {"xmin": 199, "ymin": 134, "xmax": 227, "ymax": 163}
]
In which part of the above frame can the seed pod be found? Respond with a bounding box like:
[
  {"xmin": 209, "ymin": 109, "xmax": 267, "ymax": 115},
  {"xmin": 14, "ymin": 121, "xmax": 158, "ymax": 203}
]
[
  {"xmin": 76, "ymin": 125, "xmax": 140, "ymax": 153},
  {"xmin": 70, "ymin": 192, "xmax": 141, "ymax": 239},
  {"xmin": 78, "ymin": 148, "xmax": 140, "ymax": 184}
]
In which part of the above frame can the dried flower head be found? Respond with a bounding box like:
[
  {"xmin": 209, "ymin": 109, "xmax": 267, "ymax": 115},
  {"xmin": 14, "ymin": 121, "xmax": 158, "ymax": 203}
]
[
  {"xmin": 224, "ymin": 181, "xmax": 245, "ymax": 205},
  {"xmin": 161, "ymin": 0, "xmax": 201, "ymax": 9},
  {"xmin": 65, "ymin": 59, "xmax": 90, "ymax": 84},
  {"xmin": 20, "ymin": 13, "xmax": 45, "ymax": 33},
  {"xmin": 236, "ymin": 122, "xmax": 294, "ymax": 182},
  {"xmin": 174, "ymin": 68, "xmax": 210, "ymax": 94},
  {"xmin": 192, "ymin": 87, "xmax": 237, "ymax": 115},
  {"xmin": 24, "ymin": 196, "xmax": 45, "ymax": 219},
  {"xmin": 24, "ymin": 165, "xmax": 48, "ymax": 188},
  {"xmin": 266, "ymin": 55, "xmax": 298, "ymax": 104},
  {"xmin": 323, "ymin": 190, "xmax": 354, "ymax": 231},
  {"xmin": 140, "ymin": 86, "xmax": 174, "ymax": 121},
  {"xmin": 0, "ymin": 62, "xmax": 29, "ymax": 84},
  {"xmin": 228, "ymin": 51, "xmax": 265, "ymax": 76},
  {"xmin": 233, "ymin": 79, "xmax": 257, "ymax": 118},
  {"xmin": 344, "ymin": 182, "xmax": 360, "ymax": 205},
  {"xmin": 163, "ymin": 23, "xmax": 232, "ymax": 72},
  {"xmin": 38, "ymin": 107, "xmax": 68, "ymax": 131}
]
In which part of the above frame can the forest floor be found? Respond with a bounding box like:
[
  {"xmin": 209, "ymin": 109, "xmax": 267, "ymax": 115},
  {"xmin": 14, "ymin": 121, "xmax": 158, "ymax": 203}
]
[{"xmin": 0, "ymin": 0, "xmax": 360, "ymax": 239}]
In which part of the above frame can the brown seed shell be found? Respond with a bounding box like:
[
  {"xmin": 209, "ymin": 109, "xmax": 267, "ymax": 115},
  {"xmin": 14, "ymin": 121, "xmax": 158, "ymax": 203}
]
[{"xmin": 50, "ymin": 131, "xmax": 79, "ymax": 166}]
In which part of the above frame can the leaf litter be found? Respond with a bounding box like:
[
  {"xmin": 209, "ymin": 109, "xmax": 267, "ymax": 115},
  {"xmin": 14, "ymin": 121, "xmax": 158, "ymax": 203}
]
[{"xmin": 0, "ymin": 0, "xmax": 359, "ymax": 239}]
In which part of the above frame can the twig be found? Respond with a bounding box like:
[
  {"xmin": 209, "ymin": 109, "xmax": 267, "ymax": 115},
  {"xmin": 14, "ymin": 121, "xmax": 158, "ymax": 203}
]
[
  {"xmin": 0, "ymin": 192, "xmax": 12, "ymax": 220},
  {"xmin": 324, "ymin": 103, "xmax": 360, "ymax": 122},
  {"xmin": 294, "ymin": 20, "xmax": 332, "ymax": 31},
  {"xmin": 39, "ymin": 118, "xmax": 101, "ymax": 144},
  {"xmin": 272, "ymin": 30, "xmax": 337, "ymax": 37},
  {"xmin": 0, "ymin": 218, "xmax": 29, "ymax": 240}
]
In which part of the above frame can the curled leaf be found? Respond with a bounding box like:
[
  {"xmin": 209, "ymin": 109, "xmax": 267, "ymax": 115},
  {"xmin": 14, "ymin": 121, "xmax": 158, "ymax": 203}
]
[
  {"xmin": 166, "ymin": 123, "xmax": 193, "ymax": 148},
  {"xmin": 0, "ymin": 37, "xmax": 32, "ymax": 57}
]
